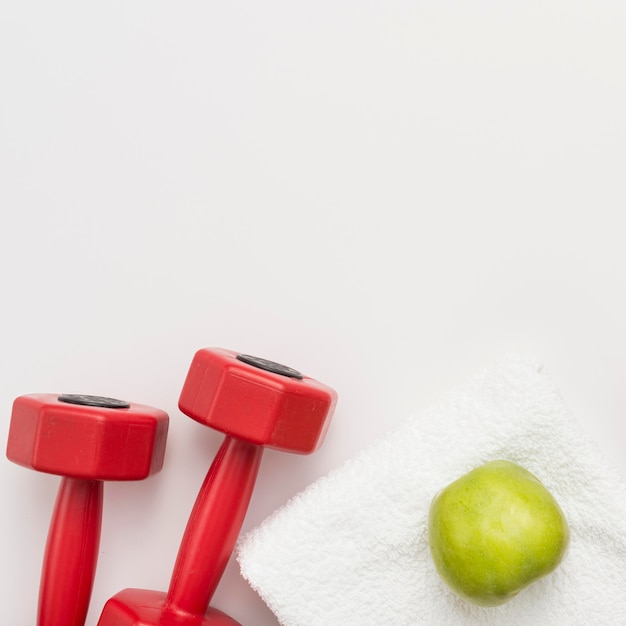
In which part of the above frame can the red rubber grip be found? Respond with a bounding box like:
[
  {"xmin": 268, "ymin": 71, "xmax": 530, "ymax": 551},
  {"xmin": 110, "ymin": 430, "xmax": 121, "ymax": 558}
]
[
  {"xmin": 38, "ymin": 478, "xmax": 103, "ymax": 626},
  {"xmin": 166, "ymin": 437, "xmax": 263, "ymax": 616}
]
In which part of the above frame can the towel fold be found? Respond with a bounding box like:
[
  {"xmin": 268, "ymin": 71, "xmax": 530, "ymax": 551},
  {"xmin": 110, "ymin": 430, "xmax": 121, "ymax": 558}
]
[{"xmin": 238, "ymin": 353, "xmax": 626, "ymax": 625}]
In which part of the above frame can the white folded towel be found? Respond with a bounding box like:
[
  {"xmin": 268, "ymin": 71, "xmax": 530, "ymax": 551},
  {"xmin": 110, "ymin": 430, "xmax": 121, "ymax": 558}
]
[{"xmin": 238, "ymin": 354, "xmax": 626, "ymax": 625}]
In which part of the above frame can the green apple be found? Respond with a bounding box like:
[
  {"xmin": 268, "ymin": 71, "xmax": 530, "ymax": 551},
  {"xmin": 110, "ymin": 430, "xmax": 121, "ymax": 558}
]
[{"xmin": 428, "ymin": 460, "xmax": 569, "ymax": 607}]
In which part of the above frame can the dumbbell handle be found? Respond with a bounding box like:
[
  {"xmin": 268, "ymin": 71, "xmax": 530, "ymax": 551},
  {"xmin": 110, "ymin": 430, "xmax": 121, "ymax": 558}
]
[
  {"xmin": 166, "ymin": 436, "xmax": 263, "ymax": 617},
  {"xmin": 38, "ymin": 477, "xmax": 103, "ymax": 626}
]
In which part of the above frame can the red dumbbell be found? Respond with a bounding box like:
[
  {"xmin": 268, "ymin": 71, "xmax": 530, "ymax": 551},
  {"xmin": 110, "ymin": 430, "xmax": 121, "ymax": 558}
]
[
  {"xmin": 6, "ymin": 393, "xmax": 169, "ymax": 626},
  {"xmin": 98, "ymin": 347, "xmax": 337, "ymax": 626}
]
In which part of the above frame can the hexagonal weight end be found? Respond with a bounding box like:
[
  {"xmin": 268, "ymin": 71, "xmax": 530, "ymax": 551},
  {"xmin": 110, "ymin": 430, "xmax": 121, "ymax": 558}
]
[
  {"xmin": 178, "ymin": 348, "xmax": 338, "ymax": 454},
  {"xmin": 6, "ymin": 394, "xmax": 169, "ymax": 480},
  {"xmin": 98, "ymin": 589, "xmax": 242, "ymax": 625}
]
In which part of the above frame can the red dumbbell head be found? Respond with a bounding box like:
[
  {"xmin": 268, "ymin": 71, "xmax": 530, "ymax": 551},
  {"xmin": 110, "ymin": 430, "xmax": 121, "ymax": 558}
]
[
  {"xmin": 7, "ymin": 394, "xmax": 169, "ymax": 480},
  {"xmin": 178, "ymin": 348, "xmax": 337, "ymax": 454}
]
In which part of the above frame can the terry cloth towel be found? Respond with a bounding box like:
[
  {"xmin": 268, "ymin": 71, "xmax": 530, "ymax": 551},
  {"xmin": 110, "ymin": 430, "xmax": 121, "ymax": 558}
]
[{"xmin": 237, "ymin": 353, "xmax": 626, "ymax": 625}]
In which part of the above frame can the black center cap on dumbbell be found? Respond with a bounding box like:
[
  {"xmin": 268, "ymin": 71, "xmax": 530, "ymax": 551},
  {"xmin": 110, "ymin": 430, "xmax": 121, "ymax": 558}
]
[
  {"xmin": 58, "ymin": 394, "xmax": 131, "ymax": 409},
  {"xmin": 236, "ymin": 354, "xmax": 303, "ymax": 379}
]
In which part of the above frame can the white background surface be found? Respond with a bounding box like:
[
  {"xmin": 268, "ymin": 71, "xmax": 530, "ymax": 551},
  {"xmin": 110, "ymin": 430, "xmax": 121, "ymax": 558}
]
[{"xmin": 1, "ymin": 2, "xmax": 625, "ymax": 625}]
